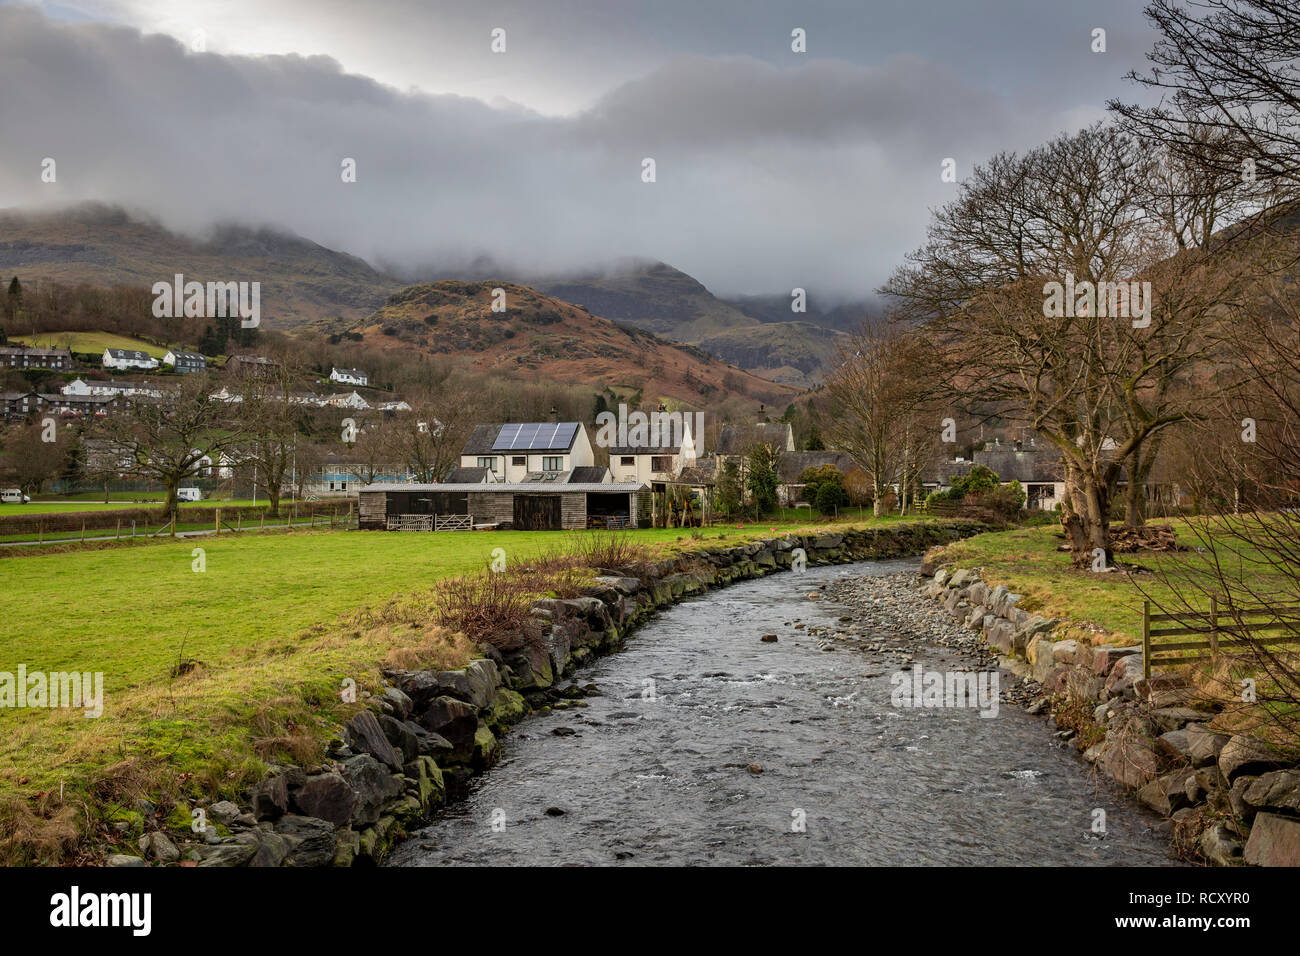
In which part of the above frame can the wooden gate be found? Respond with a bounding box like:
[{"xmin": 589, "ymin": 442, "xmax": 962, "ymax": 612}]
[{"xmin": 514, "ymin": 494, "xmax": 561, "ymax": 530}]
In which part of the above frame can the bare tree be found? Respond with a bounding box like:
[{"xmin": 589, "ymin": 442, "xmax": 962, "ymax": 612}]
[
  {"xmin": 240, "ymin": 363, "xmax": 303, "ymax": 517},
  {"xmin": 884, "ymin": 123, "xmax": 1242, "ymax": 564},
  {"xmin": 392, "ymin": 387, "xmax": 479, "ymax": 483},
  {"xmin": 93, "ymin": 375, "xmax": 243, "ymax": 518},
  {"xmin": 822, "ymin": 320, "xmax": 933, "ymax": 517},
  {"xmin": 1110, "ymin": 0, "xmax": 1300, "ymax": 198},
  {"xmin": 4, "ymin": 419, "xmax": 74, "ymax": 495}
]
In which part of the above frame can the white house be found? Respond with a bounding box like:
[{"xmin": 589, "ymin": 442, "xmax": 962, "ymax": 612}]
[
  {"xmin": 608, "ymin": 414, "xmax": 700, "ymax": 484},
  {"xmin": 164, "ymin": 350, "xmax": 207, "ymax": 373},
  {"xmin": 460, "ymin": 422, "xmax": 595, "ymax": 482},
  {"xmin": 103, "ymin": 348, "xmax": 159, "ymax": 371},
  {"xmin": 330, "ymin": 367, "xmax": 369, "ymax": 387},
  {"xmin": 62, "ymin": 378, "xmax": 165, "ymax": 399},
  {"xmin": 325, "ymin": 391, "xmax": 370, "ymax": 410},
  {"xmin": 378, "ymin": 400, "xmax": 411, "ymax": 412}
]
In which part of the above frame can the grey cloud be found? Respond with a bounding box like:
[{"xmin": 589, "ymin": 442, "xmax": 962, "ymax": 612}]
[{"xmin": 0, "ymin": 4, "xmax": 1156, "ymax": 300}]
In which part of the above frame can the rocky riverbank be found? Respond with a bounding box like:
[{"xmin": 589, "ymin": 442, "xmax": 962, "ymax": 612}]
[
  {"xmin": 104, "ymin": 520, "xmax": 988, "ymax": 867},
  {"xmin": 919, "ymin": 558, "xmax": 1300, "ymax": 866}
]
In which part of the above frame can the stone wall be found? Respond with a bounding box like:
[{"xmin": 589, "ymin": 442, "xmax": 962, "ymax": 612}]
[
  {"xmin": 922, "ymin": 560, "xmax": 1300, "ymax": 866},
  {"xmin": 107, "ymin": 519, "xmax": 988, "ymax": 867}
]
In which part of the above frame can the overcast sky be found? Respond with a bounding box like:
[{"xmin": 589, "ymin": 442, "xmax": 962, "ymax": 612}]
[{"xmin": 0, "ymin": 0, "xmax": 1161, "ymax": 299}]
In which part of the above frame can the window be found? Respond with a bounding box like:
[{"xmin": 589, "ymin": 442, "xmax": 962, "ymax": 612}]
[
  {"xmin": 651, "ymin": 456, "xmax": 673, "ymax": 473},
  {"xmin": 512, "ymin": 456, "xmax": 526, "ymax": 466},
  {"xmin": 477, "ymin": 457, "xmax": 498, "ymax": 472},
  {"xmin": 542, "ymin": 456, "xmax": 563, "ymax": 472},
  {"xmin": 620, "ymin": 456, "xmax": 635, "ymax": 466}
]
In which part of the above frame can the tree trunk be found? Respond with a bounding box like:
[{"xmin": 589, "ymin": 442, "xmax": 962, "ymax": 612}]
[
  {"xmin": 164, "ymin": 480, "xmax": 179, "ymax": 531},
  {"xmin": 1061, "ymin": 463, "xmax": 1113, "ymax": 567}
]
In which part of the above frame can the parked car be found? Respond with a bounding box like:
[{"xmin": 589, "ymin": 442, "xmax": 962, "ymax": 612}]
[{"xmin": 177, "ymin": 487, "xmax": 203, "ymax": 502}]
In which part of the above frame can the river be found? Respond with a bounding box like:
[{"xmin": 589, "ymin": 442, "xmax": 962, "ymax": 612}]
[{"xmin": 390, "ymin": 558, "xmax": 1177, "ymax": 866}]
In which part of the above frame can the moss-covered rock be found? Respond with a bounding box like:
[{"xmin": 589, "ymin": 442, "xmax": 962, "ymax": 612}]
[{"xmin": 488, "ymin": 689, "xmax": 528, "ymax": 734}]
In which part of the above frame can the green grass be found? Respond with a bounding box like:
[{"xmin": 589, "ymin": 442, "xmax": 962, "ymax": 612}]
[
  {"xmin": 11, "ymin": 331, "xmax": 172, "ymax": 359},
  {"xmin": 5, "ymin": 498, "xmax": 319, "ymax": 516},
  {"xmin": 0, "ymin": 515, "xmax": 322, "ymax": 543},
  {"xmin": 0, "ymin": 515, "xmax": 905, "ymax": 859},
  {"xmin": 932, "ymin": 519, "xmax": 1292, "ymax": 644}
]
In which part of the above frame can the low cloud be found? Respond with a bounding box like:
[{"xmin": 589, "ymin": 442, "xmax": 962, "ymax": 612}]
[{"xmin": 0, "ymin": 5, "xmax": 1144, "ymax": 298}]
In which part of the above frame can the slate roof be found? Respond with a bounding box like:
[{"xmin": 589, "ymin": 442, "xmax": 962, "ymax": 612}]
[
  {"xmin": 568, "ymin": 466, "xmax": 609, "ymax": 483},
  {"xmin": 445, "ymin": 466, "xmax": 494, "ymax": 483},
  {"xmin": 778, "ymin": 451, "xmax": 855, "ymax": 483},
  {"xmin": 716, "ymin": 423, "xmax": 795, "ymax": 456},
  {"xmin": 461, "ymin": 423, "xmax": 583, "ymax": 456}
]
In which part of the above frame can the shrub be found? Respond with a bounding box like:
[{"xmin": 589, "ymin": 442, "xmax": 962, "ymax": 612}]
[{"xmin": 813, "ymin": 480, "xmax": 849, "ymax": 516}]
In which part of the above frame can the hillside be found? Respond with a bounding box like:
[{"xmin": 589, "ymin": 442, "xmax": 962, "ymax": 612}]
[
  {"xmin": 696, "ymin": 321, "xmax": 847, "ymax": 388},
  {"xmin": 333, "ymin": 280, "xmax": 800, "ymax": 408},
  {"xmin": 721, "ymin": 292, "xmax": 876, "ymax": 334},
  {"xmin": 531, "ymin": 259, "xmax": 759, "ymax": 341},
  {"xmin": 0, "ymin": 203, "xmax": 402, "ymax": 328},
  {"xmin": 528, "ymin": 259, "xmax": 847, "ymax": 381}
]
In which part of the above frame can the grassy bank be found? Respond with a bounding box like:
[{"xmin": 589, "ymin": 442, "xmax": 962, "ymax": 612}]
[
  {"xmin": 0, "ymin": 516, "xmax": 921, "ymax": 862},
  {"xmin": 930, "ymin": 519, "xmax": 1299, "ymax": 643}
]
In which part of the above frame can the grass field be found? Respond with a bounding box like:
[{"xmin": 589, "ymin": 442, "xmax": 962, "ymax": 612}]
[
  {"xmin": 0, "ymin": 517, "xmax": 908, "ymax": 860},
  {"xmin": 10, "ymin": 331, "xmax": 170, "ymax": 359},
  {"xmin": 931, "ymin": 519, "xmax": 1295, "ymax": 644},
  {"xmin": 4, "ymin": 498, "xmax": 318, "ymax": 516}
]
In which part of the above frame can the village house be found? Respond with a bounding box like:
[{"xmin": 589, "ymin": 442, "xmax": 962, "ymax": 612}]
[
  {"xmin": 226, "ymin": 354, "xmax": 279, "ymax": 379},
  {"xmin": 361, "ymin": 422, "xmax": 647, "ymax": 530},
  {"xmin": 163, "ymin": 350, "xmax": 207, "ymax": 373},
  {"xmin": 306, "ymin": 454, "xmax": 415, "ymax": 497},
  {"xmin": 715, "ymin": 422, "xmax": 796, "ymax": 466},
  {"xmin": 923, "ymin": 439, "xmax": 1066, "ymax": 510},
  {"xmin": 0, "ymin": 346, "xmax": 73, "ymax": 370},
  {"xmin": 39, "ymin": 391, "xmax": 121, "ymax": 417},
  {"xmin": 607, "ymin": 414, "xmax": 701, "ymax": 486},
  {"xmin": 62, "ymin": 378, "xmax": 167, "ymax": 400},
  {"xmin": 324, "ymin": 391, "xmax": 370, "ymax": 410},
  {"xmin": 777, "ymin": 451, "xmax": 856, "ymax": 506},
  {"xmin": 329, "ymin": 367, "xmax": 368, "ymax": 387},
  {"xmin": 459, "ymin": 421, "xmax": 595, "ymax": 481},
  {"xmin": 2, "ymin": 390, "xmax": 44, "ymax": 421},
  {"xmin": 102, "ymin": 348, "xmax": 159, "ymax": 371}
]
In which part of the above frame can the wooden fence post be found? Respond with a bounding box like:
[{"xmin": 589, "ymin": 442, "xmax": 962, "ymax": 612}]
[
  {"xmin": 1142, "ymin": 600, "xmax": 1151, "ymax": 680},
  {"xmin": 1209, "ymin": 595, "xmax": 1220, "ymax": 661},
  {"xmin": 116, "ymin": 519, "xmax": 120, "ymax": 540},
  {"xmin": 81, "ymin": 521, "xmax": 85, "ymax": 543},
  {"xmin": 215, "ymin": 507, "xmax": 221, "ymax": 535}
]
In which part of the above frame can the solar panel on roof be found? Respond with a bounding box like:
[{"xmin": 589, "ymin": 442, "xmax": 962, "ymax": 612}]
[{"xmin": 492, "ymin": 421, "xmax": 579, "ymax": 451}]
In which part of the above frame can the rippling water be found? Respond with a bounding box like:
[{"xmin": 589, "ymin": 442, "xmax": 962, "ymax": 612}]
[{"xmin": 391, "ymin": 559, "xmax": 1177, "ymax": 866}]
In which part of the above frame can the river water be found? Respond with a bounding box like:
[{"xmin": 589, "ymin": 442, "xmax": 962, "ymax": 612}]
[{"xmin": 390, "ymin": 559, "xmax": 1177, "ymax": 866}]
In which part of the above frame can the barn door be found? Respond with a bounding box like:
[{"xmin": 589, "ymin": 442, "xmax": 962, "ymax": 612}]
[{"xmin": 514, "ymin": 494, "xmax": 561, "ymax": 530}]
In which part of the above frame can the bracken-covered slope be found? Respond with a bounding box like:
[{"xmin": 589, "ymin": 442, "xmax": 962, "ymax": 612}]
[{"xmin": 336, "ymin": 280, "xmax": 801, "ymax": 407}]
